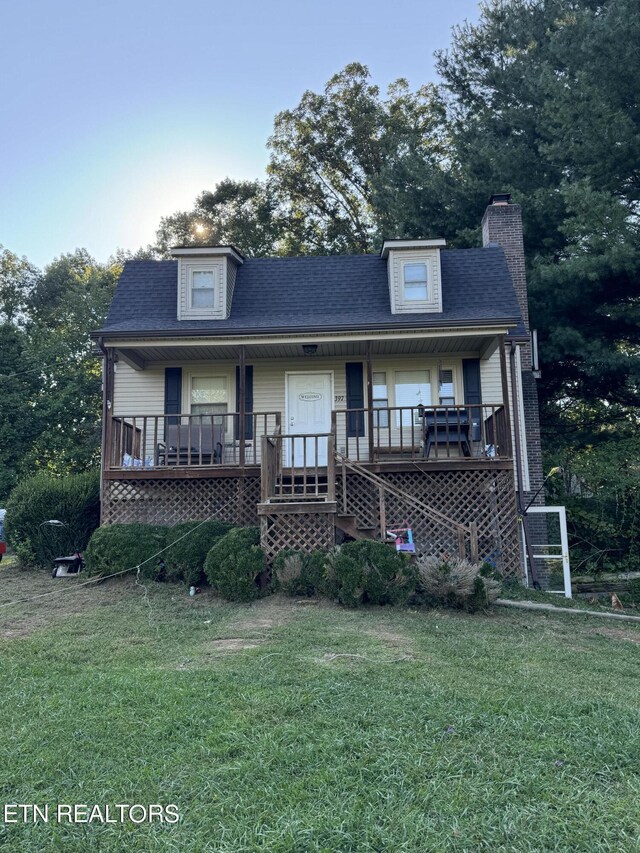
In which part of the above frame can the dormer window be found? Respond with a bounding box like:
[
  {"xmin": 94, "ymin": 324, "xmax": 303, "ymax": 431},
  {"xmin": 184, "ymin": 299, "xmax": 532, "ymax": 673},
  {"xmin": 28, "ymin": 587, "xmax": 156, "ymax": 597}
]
[
  {"xmin": 403, "ymin": 262, "xmax": 429, "ymax": 301},
  {"xmin": 381, "ymin": 239, "xmax": 445, "ymax": 315},
  {"xmin": 190, "ymin": 269, "xmax": 217, "ymax": 309},
  {"xmin": 171, "ymin": 246, "xmax": 244, "ymax": 321}
]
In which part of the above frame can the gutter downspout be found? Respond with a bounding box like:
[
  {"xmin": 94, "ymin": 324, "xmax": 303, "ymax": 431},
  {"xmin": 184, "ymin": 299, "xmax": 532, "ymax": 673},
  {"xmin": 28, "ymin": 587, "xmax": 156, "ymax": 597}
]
[{"xmin": 509, "ymin": 341, "xmax": 539, "ymax": 588}]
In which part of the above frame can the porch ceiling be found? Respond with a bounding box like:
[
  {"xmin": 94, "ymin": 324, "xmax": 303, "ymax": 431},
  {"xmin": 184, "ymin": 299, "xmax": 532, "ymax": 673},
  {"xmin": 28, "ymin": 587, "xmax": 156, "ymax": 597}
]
[{"xmin": 113, "ymin": 334, "xmax": 501, "ymax": 365}]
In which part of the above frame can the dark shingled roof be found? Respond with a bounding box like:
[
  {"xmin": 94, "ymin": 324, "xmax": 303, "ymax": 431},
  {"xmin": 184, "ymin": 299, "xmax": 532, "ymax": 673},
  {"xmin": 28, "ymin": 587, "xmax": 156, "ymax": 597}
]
[{"xmin": 96, "ymin": 247, "xmax": 525, "ymax": 337}]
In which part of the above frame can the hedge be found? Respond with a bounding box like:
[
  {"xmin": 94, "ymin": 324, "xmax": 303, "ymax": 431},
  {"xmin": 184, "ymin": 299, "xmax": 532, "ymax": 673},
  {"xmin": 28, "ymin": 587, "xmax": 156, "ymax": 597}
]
[
  {"xmin": 325, "ymin": 540, "xmax": 416, "ymax": 608},
  {"xmin": 272, "ymin": 548, "xmax": 329, "ymax": 597},
  {"xmin": 5, "ymin": 471, "xmax": 100, "ymax": 568},
  {"xmin": 85, "ymin": 524, "xmax": 168, "ymax": 579},
  {"xmin": 163, "ymin": 519, "xmax": 235, "ymax": 585},
  {"xmin": 204, "ymin": 527, "xmax": 266, "ymax": 601}
]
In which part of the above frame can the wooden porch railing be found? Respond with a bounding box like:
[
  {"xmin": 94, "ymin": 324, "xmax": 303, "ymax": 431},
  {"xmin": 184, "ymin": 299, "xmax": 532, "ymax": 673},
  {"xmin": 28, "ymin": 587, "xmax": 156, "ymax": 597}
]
[
  {"xmin": 332, "ymin": 404, "xmax": 511, "ymax": 462},
  {"xmin": 260, "ymin": 433, "xmax": 335, "ymax": 502},
  {"xmin": 107, "ymin": 412, "xmax": 281, "ymax": 470}
]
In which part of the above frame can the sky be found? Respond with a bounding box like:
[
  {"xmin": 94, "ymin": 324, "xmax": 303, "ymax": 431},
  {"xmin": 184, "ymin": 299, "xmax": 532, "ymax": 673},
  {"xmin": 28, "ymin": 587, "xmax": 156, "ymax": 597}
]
[{"xmin": 0, "ymin": 0, "xmax": 480, "ymax": 269}]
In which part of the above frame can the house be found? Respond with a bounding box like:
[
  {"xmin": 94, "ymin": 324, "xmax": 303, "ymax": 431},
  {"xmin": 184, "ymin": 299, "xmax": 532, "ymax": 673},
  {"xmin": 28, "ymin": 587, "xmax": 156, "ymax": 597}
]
[{"xmin": 93, "ymin": 194, "xmax": 543, "ymax": 578}]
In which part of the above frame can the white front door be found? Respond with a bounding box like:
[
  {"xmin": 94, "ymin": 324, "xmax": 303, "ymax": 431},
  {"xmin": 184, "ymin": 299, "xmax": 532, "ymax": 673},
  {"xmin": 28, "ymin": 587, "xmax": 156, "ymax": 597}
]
[{"xmin": 286, "ymin": 372, "xmax": 333, "ymax": 466}]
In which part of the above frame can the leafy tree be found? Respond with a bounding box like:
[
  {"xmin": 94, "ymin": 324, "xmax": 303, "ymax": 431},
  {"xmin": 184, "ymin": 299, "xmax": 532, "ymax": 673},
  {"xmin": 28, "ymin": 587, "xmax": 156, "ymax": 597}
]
[
  {"xmin": 435, "ymin": 0, "xmax": 640, "ymax": 415},
  {"xmin": 0, "ymin": 323, "xmax": 42, "ymax": 499},
  {"xmin": 155, "ymin": 179, "xmax": 284, "ymax": 257},
  {"xmin": 24, "ymin": 251, "xmax": 121, "ymax": 474},
  {"xmin": 0, "ymin": 246, "xmax": 39, "ymax": 324},
  {"xmin": 268, "ymin": 63, "xmax": 452, "ymax": 254}
]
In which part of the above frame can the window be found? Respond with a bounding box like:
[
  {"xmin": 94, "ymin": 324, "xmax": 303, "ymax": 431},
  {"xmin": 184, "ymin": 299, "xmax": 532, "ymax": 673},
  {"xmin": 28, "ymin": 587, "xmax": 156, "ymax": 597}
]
[
  {"xmin": 190, "ymin": 269, "xmax": 216, "ymax": 309},
  {"xmin": 402, "ymin": 262, "xmax": 428, "ymax": 301},
  {"xmin": 438, "ymin": 369, "xmax": 455, "ymax": 405},
  {"xmin": 190, "ymin": 377, "xmax": 227, "ymax": 425},
  {"xmin": 372, "ymin": 371, "xmax": 389, "ymax": 428},
  {"xmin": 395, "ymin": 370, "xmax": 431, "ymax": 426}
]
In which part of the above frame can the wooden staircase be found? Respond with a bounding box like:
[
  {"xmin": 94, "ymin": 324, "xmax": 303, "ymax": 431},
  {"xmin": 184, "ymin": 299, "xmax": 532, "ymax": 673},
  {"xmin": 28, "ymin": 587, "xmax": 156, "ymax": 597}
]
[
  {"xmin": 335, "ymin": 513, "xmax": 377, "ymax": 541},
  {"xmin": 336, "ymin": 453, "xmax": 479, "ymax": 560}
]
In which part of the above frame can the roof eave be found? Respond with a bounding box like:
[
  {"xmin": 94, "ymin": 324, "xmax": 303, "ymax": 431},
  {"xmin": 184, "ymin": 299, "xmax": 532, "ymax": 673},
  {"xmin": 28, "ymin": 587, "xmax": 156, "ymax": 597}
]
[{"xmin": 92, "ymin": 317, "xmax": 521, "ymax": 342}]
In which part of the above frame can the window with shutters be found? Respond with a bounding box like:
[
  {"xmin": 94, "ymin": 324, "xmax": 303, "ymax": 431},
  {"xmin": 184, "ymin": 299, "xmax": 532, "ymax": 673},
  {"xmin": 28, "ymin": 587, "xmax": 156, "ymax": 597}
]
[{"xmin": 190, "ymin": 377, "xmax": 228, "ymax": 425}]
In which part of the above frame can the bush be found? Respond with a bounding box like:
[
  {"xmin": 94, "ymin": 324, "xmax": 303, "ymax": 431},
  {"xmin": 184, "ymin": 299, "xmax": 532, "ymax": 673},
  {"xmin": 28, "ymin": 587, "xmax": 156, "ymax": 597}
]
[
  {"xmin": 204, "ymin": 527, "xmax": 266, "ymax": 601},
  {"xmin": 5, "ymin": 471, "xmax": 100, "ymax": 568},
  {"xmin": 306, "ymin": 549, "xmax": 330, "ymax": 595},
  {"xmin": 416, "ymin": 555, "xmax": 501, "ymax": 611},
  {"xmin": 163, "ymin": 519, "xmax": 234, "ymax": 585},
  {"xmin": 85, "ymin": 524, "xmax": 168, "ymax": 579},
  {"xmin": 272, "ymin": 548, "xmax": 329, "ymax": 597},
  {"xmin": 325, "ymin": 540, "xmax": 415, "ymax": 608}
]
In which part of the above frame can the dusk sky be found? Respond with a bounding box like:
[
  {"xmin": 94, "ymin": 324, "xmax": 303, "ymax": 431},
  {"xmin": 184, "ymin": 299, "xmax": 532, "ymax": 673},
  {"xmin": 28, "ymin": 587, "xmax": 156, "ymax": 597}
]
[{"xmin": 1, "ymin": 0, "xmax": 480, "ymax": 269}]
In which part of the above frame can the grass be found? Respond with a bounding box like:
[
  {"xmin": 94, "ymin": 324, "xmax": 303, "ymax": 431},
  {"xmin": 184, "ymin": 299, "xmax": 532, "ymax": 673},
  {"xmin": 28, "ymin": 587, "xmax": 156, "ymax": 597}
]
[{"xmin": 1, "ymin": 566, "xmax": 640, "ymax": 851}]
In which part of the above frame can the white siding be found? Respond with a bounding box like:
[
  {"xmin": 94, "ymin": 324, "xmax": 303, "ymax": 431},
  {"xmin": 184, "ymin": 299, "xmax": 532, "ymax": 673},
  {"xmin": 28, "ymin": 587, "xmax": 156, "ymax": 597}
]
[
  {"xmin": 226, "ymin": 258, "xmax": 238, "ymax": 318},
  {"xmin": 388, "ymin": 248, "xmax": 443, "ymax": 314},
  {"xmin": 177, "ymin": 257, "xmax": 226, "ymax": 321},
  {"xmin": 113, "ymin": 362, "xmax": 165, "ymax": 415},
  {"xmin": 479, "ymin": 348, "xmax": 503, "ymax": 403}
]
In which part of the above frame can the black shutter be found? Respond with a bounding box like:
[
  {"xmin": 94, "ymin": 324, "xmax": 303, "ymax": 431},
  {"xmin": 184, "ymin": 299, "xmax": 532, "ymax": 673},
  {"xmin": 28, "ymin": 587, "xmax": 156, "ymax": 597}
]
[
  {"xmin": 345, "ymin": 362, "xmax": 365, "ymax": 437},
  {"xmin": 164, "ymin": 368, "xmax": 182, "ymax": 426},
  {"xmin": 462, "ymin": 359, "xmax": 482, "ymax": 441},
  {"xmin": 235, "ymin": 365, "xmax": 254, "ymax": 440}
]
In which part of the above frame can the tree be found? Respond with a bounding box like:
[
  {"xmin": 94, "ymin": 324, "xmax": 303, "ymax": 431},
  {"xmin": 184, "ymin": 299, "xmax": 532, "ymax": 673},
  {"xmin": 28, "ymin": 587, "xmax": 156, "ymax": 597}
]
[
  {"xmin": 0, "ymin": 323, "xmax": 43, "ymax": 499},
  {"xmin": 435, "ymin": 0, "xmax": 640, "ymax": 416},
  {"xmin": 268, "ymin": 63, "xmax": 452, "ymax": 254},
  {"xmin": 0, "ymin": 246, "xmax": 39, "ymax": 324},
  {"xmin": 155, "ymin": 179, "xmax": 285, "ymax": 257},
  {"xmin": 24, "ymin": 251, "xmax": 121, "ymax": 475}
]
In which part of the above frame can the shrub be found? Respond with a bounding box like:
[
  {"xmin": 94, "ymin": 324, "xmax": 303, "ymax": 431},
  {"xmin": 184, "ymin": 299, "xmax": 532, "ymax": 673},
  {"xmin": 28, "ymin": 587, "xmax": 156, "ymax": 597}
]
[
  {"xmin": 306, "ymin": 549, "xmax": 330, "ymax": 595},
  {"xmin": 272, "ymin": 548, "xmax": 328, "ymax": 597},
  {"xmin": 416, "ymin": 555, "xmax": 501, "ymax": 611},
  {"xmin": 5, "ymin": 471, "xmax": 100, "ymax": 568},
  {"xmin": 204, "ymin": 527, "xmax": 266, "ymax": 601},
  {"xmin": 85, "ymin": 524, "xmax": 168, "ymax": 579},
  {"xmin": 163, "ymin": 519, "xmax": 234, "ymax": 585},
  {"xmin": 326, "ymin": 540, "xmax": 415, "ymax": 608}
]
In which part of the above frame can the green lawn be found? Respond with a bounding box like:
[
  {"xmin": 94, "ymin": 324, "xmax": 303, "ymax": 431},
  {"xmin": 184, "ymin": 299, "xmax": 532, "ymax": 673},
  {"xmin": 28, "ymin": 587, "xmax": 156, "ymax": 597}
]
[{"xmin": 1, "ymin": 566, "xmax": 639, "ymax": 852}]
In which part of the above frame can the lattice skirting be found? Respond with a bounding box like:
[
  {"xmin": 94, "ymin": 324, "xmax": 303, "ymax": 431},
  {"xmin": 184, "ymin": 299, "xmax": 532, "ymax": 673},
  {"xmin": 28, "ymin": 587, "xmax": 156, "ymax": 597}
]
[
  {"xmin": 260, "ymin": 512, "xmax": 335, "ymax": 566},
  {"xmin": 336, "ymin": 467, "xmax": 520, "ymax": 577},
  {"xmin": 102, "ymin": 476, "xmax": 260, "ymax": 528}
]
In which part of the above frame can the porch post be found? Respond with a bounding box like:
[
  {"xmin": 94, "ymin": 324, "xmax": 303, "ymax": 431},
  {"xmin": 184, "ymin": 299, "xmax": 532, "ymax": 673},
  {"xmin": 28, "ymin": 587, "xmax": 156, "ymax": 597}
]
[
  {"xmin": 102, "ymin": 344, "xmax": 115, "ymax": 472},
  {"xmin": 498, "ymin": 336, "xmax": 512, "ymax": 457},
  {"xmin": 365, "ymin": 340, "xmax": 374, "ymax": 462},
  {"xmin": 238, "ymin": 344, "xmax": 246, "ymax": 467}
]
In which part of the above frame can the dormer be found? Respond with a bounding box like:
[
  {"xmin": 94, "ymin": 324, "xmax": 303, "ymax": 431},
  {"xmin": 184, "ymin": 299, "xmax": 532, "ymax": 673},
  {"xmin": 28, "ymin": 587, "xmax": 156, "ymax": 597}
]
[
  {"xmin": 381, "ymin": 239, "xmax": 446, "ymax": 314},
  {"xmin": 171, "ymin": 246, "xmax": 244, "ymax": 321}
]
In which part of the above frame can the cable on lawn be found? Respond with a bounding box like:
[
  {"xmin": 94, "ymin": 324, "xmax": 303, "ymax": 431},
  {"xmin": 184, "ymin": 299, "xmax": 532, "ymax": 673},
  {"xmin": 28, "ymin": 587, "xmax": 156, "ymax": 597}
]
[{"xmin": 0, "ymin": 483, "xmax": 246, "ymax": 611}]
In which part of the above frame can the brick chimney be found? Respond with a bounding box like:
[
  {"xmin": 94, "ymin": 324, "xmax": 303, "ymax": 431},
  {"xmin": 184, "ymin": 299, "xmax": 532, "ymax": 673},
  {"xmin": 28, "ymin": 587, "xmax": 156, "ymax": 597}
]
[{"xmin": 481, "ymin": 193, "xmax": 529, "ymax": 331}]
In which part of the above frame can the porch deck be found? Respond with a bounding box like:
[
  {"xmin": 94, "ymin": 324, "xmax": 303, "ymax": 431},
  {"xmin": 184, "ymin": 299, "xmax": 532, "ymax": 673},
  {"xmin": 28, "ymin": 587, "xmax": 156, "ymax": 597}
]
[
  {"xmin": 103, "ymin": 403, "xmax": 512, "ymax": 476},
  {"xmin": 101, "ymin": 404, "xmax": 520, "ymax": 577}
]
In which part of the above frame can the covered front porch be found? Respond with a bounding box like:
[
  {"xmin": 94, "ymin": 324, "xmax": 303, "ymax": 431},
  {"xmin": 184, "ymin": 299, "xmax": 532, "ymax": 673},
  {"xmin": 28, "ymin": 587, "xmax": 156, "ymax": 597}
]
[{"xmin": 101, "ymin": 328, "xmax": 516, "ymax": 483}]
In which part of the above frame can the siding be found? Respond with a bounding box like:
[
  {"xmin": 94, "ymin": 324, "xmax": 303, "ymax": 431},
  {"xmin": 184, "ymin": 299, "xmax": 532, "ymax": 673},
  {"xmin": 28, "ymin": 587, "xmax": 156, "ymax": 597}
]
[
  {"xmin": 177, "ymin": 257, "xmax": 226, "ymax": 321},
  {"xmin": 388, "ymin": 248, "xmax": 442, "ymax": 314},
  {"xmin": 480, "ymin": 345, "xmax": 529, "ymax": 490},
  {"xmin": 226, "ymin": 258, "xmax": 237, "ymax": 319}
]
